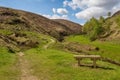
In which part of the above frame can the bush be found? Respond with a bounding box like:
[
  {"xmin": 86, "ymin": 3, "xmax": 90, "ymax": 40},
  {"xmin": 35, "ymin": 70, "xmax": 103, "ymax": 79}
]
[
  {"xmin": 83, "ymin": 17, "xmax": 104, "ymax": 41},
  {"xmin": 0, "ymin": 11, "xmax": 19, "ymax": 16},
  {"xmin": 6, "ymin": 17, "xmax": 24, "ymax": 25}
]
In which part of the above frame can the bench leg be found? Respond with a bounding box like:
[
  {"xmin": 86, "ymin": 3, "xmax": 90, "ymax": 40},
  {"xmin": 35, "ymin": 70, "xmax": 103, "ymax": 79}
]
[
  {"xmin": 93, "ymin": 59, "xmax": 97, "ymax": 68},
  {"xmin": 78, "ymin": 59, "xmax": 82, "ymax": 66}
]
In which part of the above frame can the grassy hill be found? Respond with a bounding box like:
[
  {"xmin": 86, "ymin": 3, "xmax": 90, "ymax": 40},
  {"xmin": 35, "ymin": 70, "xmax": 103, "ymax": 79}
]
[
  {"xmin": 0, "ymin": 7, "xmax": 82, "ymax": 52},
  {"xmin": 0, "ymin": 7, "xmax": 82, "ymax": 40},
  {"xmin": 83, "ymin": 11, "xmax": 120, "ymax": 41},
  {"xmin": 0, "ymin": 7, "xmax": 120, "ymax": 80},
  {"xmin": 103, "ymin": 11, "xmax": 120, "ymax": 40},
  {"xmin": 53, "ymin": 19, "xmax": 82, "ymax": 34}
]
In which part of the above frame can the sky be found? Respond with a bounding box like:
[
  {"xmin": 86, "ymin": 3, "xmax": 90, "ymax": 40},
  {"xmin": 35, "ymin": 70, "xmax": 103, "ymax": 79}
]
[{"xmin": 0, "ymin": 0, "xmax": 120, "ymax": 25}]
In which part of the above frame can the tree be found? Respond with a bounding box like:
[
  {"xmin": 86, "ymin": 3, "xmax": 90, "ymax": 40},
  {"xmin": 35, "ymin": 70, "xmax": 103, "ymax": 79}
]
[
  {"xmin": 99, "ymin": 16, "xmax": 105, "ymax": 24},
  {"xmin": 83, "ymin": 17, "xmax": 104, "ymax": 41},
  {"xmin": 108, "ymin": 12, "xmax": 111, "ymax": 17}
]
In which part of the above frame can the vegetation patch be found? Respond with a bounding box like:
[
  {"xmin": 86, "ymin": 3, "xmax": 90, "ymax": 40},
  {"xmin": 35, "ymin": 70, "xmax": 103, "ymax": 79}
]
[
  {"xmin": 24, "ymin": 48, "xmax": 120, "ymax": 80},
  {"xmin": 0, "ymin": 47, "xmax": 19, "ymax": 80},
  {"xmin": 65, "ymin": 35, "xmax": 120, "ymax": 62}
]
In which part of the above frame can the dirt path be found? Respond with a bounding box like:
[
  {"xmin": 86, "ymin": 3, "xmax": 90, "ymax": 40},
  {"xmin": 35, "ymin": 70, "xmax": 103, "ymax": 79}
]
[
  {"xmin": 16, "ymin": 39, "xmax": 55, "ymax": 80},
  {"xmin": 44, "ymin": 39, "xmax": 55, "ymax": 49},
  {"xmin": 17, "ymin": 52, "xmax": 39, "ymax": 80}
]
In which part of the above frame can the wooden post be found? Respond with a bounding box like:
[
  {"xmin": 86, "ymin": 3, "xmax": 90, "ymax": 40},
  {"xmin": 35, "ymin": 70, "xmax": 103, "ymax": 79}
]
[
  {"xmin": 93, "ymin": 58, "xmax": 97, "ymax": 68},
  {"xmin": 77, "ymin": 58, "xmax": 82, "ymax": 66}
]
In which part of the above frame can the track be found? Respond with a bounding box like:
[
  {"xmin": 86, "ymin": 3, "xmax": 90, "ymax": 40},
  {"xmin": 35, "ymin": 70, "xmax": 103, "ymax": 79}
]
[{"xmin": 17, "ymin": 52, "xmax": 39, "ymax": 80}]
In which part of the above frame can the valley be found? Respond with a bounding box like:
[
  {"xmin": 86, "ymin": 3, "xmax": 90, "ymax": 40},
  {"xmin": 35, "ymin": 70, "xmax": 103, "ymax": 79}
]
[{"xmin": 0, "ymin": 7, "xmax": 120, "ymax": 80}]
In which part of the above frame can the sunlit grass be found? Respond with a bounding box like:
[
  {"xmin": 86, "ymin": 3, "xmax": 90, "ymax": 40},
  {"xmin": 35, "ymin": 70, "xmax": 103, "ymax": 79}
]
[
  {"xmin": 0, "ymin": 33, "xmax": 120, "ymax": 80},
  {"xmin": 65, "ymin": 35, "xmax": 120, "ymax": 62},
  {"xmin": 0, "ymin": 47, "xmax": 19, "ymax": 80},
  {"xmin": 24, "ymin": 47, "xmax": 120, "ymax": 80}
]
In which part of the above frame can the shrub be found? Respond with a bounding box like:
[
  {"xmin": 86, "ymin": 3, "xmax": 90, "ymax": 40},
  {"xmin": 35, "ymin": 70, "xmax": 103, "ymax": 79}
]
[
  {"xmin": 83, "ymin": 17, "xmax": 104, "ymax": 41},
  {"xmin": 6, "ymin": 17, "xmax": 24, "ymax": 25}
]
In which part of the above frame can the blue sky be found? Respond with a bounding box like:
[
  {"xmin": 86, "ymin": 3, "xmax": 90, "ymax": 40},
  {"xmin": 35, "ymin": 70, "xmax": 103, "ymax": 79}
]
[{"xmin": 0, "ymin": 0, "xmax": 120, "ymax": 24}]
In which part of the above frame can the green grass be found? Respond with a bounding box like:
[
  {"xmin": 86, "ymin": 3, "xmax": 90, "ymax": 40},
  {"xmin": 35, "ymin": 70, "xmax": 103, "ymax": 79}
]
[
  {"xmin": 0, "ymin": 32, "xmax": 120, "ymax": 80},
  {"xmin": 0, "ymin": 29, "xmax": 13, "ymax": 35},
  {"xmin": 65, "ymin": 35, "xmax": 120, "ymax": 62},
  {"xmin": 0, "ymin": 47, "xmax": 19, "ymax": 80},
  {"xmin": 22, "ymin": 34, "xmax": 120, "ymax": 80},
  {"xmin": 20, "ymin": 31, "xmax": 55, "ymax": 48},
  {"xmin": 0, "ymin": 31, "xmax": 55, "ymax": 80},
  {"xmin": 64, "ymin": 35, "xmax": 90, "ymax": 44},
  {"xmin": 24, "ymin": 47, "xmax": 120, "ymax": 80}
]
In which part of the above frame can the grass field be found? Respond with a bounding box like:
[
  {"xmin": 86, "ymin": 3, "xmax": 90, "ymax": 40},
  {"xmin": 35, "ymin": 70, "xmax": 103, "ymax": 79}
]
[
  {"xmin": 24, "ymin": 48, "xmax": 120, "ymax": 80},
  {"xmin": 0, "ymin": 34, "xmax": 120, "ymax": 80},
  {"xmin": 0, "ymin": 47, "xmax": 19, "ymax": 80},
  {"xmin": 64, "ymin": 35, "xmax": 120, "ymax": 62},
  {"xmin": 24, "ymin": 35, "xmax": 120, "ymax": 80}
]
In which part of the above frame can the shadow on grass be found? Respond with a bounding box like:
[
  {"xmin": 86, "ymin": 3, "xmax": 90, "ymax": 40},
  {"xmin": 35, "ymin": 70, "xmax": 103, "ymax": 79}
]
[
  {"xmin": 77, "ymin": 64, "xmax": 115, "ymax": 70},
  {"xmin": 96, "ymin": 66, "xmax": 115, "ymax": 70}
]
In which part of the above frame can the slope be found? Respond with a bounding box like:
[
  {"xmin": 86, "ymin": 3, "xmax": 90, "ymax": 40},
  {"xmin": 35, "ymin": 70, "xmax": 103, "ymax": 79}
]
[
  {"xmin": 0, "ymin": 7, "xmax": 82, "ymax": 41},
  {"xmin": 82, "ymin": 11, "xmax": 120, "ymax": 41},
  {"xmin": 0, "ymin": 7, "xmax": 82, "ymax": 51},
  {"xmin": 102, "ymin": 11, "xmax": 120, "ymax": 40},
  {"xmin": 53, "ymin": 19, "xmax": 82, "ymax": 34}
]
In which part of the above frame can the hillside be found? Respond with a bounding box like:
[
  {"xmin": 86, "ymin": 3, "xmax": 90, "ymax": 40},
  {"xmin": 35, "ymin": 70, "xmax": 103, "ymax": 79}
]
[
  {"xmin": 0, "ymin": 7, "xmax": 82, "ymax": 39},
  {"xmin": 0, "ymin": 7, "xmax": 82, "ymax": 51},
  {"xmin": 102, "ymin": 11, "xmax": 120, "ymax": 40},
  {"xmin": 53, "ymin": 19, "xmax": 82, "ymax": 34},
  {"xmin": 83, "ymin": 11, "xmax": 120, "ymax": 41},
  {"xmin": 0, "ymin": 7, "xmax": 120, "ymax": 80}
]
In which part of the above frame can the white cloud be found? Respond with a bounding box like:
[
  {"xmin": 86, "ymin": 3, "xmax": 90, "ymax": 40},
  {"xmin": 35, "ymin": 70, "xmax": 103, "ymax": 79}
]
[
  {"xmin": 43, "ymin": 14, "xmax": 68, "ymax": 20},
  {"xmin": 52, "ymin": 7, "xmax": 68, "ymax": 15},
  {"xmin": 68, "ymin": 1, "xmax": 78, "ymax": 10},
  {"xmin": 57, "ymin": 8, "xmax": 68, "ymax": 15},
  {"xmin": 43, "ymin": 8, "xmax": 68, "ymax": 20},
  {"xmin": 112, "ymin": 3, "xmax": 120, "ymax": 13},
  {"xmin": 52, "ymin": 8, "xmax": 56, "ymax": 14},
  {"xmin": 63, "ymin": 0, "xmax": 78, "ymax": 10},
  {"xmin": 75, "ymin": 7, "xmax": 107, "ymax": 20},
  {"xmin": 64, "ymin": 0, "xmax": 120, "ymax": 9},
  {"xmin": 88, "ymin": 0, "xmax": 119, "ymax": 9},
  {"xmin": 63, "ymin": 0, "xmax": 69, "ymax": 7},
  {"xmin": 63, "ymin": 0, "xmax": 120, "ymax": 20},
  {"xmin": 63, "ymin": 0, "xmax": 88, "ymax": 10}
]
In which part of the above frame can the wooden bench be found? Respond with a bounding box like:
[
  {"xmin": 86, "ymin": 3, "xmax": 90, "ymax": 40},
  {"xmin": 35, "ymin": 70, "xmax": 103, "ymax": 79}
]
[{"xmin": 74, "ymin": 55, "xmax": 101, "ymax": 68}]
